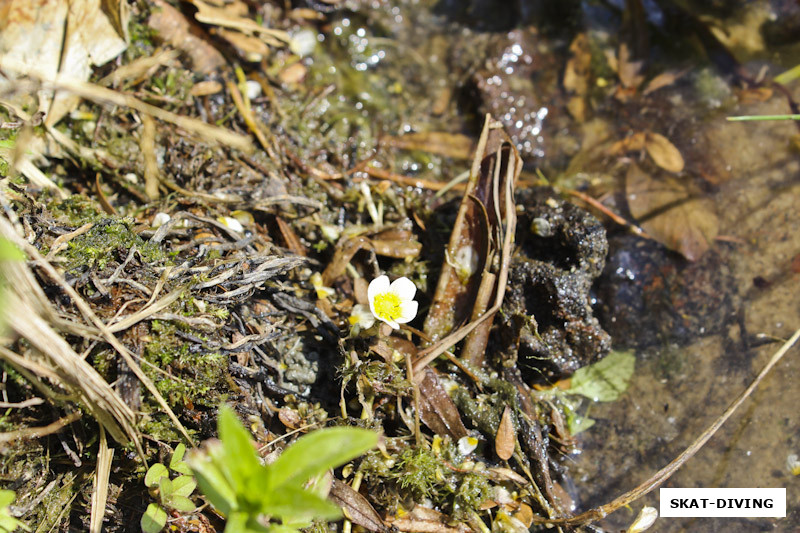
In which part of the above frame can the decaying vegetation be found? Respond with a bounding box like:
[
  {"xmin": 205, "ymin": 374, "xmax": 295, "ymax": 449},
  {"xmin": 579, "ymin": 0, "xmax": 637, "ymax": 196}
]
[{"xmin": 1, "ymin": 0, "xmax": 799, "ymax": 532}]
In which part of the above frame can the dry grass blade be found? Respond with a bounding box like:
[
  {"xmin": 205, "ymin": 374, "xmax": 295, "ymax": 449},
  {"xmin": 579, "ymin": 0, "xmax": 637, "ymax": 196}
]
[
  {"xmin": 0, "ymin": 55, "xmax": 253, "ymax": 151},
  {"xmin": 90, "ymin": 427, "xmax": 114, "ymax": 533},
  {"xmin": 0, "ymin": 215, "xmax": 192, "ymax": 448},
  {"xmin": 534, "ymin": 326, "xmax": 800, "ymax": 527},
  {"xmin": 0, "ymin": 289, "xmax": 136, "ymax": 447}
]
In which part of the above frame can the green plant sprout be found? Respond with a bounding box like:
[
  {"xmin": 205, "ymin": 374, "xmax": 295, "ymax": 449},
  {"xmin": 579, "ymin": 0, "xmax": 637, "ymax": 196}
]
[
  {"xmin": 187, "ymin": 405, "xmax": 377, "ymax": 533},
  {"xmin": 0, "ymin": 490, "xmax": 29, "ymax": 533},
  {"xmin": 141, "ymin": 443, "xmax": 197, "ymax": 533}
]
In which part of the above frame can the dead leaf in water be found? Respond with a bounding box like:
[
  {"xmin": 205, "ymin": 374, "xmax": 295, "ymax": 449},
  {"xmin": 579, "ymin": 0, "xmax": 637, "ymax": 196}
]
[
  {"xmin": 644, "ymin": 133, "xmax": 684, "ymax": 173},
  {"xmin": 496, "ymin": 405, "xmax": 515, "ymax": 461},
  {"xmin": 626, "ymin": 163, "xmax": 719, "ymax": 261}
]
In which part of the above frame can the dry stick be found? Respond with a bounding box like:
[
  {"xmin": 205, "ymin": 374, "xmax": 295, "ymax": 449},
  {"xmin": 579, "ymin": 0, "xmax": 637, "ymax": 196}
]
[
  {"xmin": 534, "ymin": 326, "xmax": 800, "ymax": 527},
  {"xmin": 0, "ymin": 411, "xmax": 81, "ymax": 443}
]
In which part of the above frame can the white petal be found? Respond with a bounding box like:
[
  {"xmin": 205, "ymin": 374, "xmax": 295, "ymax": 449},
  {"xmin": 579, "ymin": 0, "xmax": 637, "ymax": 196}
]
[
  {"xmin": 368, "ymin": 275, "xmax": 390, "ymax": 302},
  {"xmin": 389, "ymin": 277, "xmax": 417, "ymax": 301},
  {"xmin": 379, "ymin": 317, "xmax": 399, "ymax": 329},
  {"xmin": 395, "ymin": 300, "xmax": 418, "ymax": 324}
]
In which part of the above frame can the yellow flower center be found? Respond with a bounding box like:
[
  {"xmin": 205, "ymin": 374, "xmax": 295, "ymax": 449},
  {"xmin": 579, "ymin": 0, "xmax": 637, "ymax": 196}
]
[{"xmin": 373, "ymin": 291, "xmax": 402, "ymax": 321}]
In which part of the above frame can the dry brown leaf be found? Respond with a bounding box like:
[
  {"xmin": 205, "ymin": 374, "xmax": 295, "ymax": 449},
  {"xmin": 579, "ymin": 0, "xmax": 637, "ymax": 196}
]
[
  {"xmin": 626, "ymin": 163, "xmax": 719, "ymax": 261},
  {"xmin": 0, "ymin": 0, "xmax": 128, "ymax": 126},
  {"xmin": 616, "ymin": 43, "xmax": 645, "ymax": 89},
  {"xmin": 644, "ymin": 132, "xmax": 684, "ymax": 173},
  {"xmin": 642, "ymin": 69, "xmax": 688, "ymax": 95},
  {"xmin": 217, "ymin": 28, "xmax": 270, "ymax": 61},
  {"xmin": 496, "ymin": 405, "xmax": 514, "ymax": 461},
  {"xmin": 330, "ymin": 479, "xmax": 388, "ymax": 533},
  {"xmin": 189, "ymin": 0, "xmax": 291, "ymax": 46},
  {"xmin": 382, "ymin": 131, "xmax": 475, "ymax": 160},
  {"xmin": 414, "ymin": 368, "xmax": 468, "ymax": 440},
  {"xmin": 609, "ymin": 131, "xmax": 646, "ymax": 155},
  {"xmin": 149, "ymin": 0, "xmax": 225, "ymax": 74},
  {"xmin": 386, "ymin": 505, "xmax": 471, "ymax": 533}
]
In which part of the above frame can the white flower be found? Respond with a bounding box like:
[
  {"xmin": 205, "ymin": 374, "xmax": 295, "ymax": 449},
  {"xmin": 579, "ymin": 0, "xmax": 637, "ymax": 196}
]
[
  {"xmin": 348, "ymin": 304, "xmax": 375, "ymax": 329},
  {"xmin": 457, "ymin": 436, "xmax": 479, "ymax": 456},
  {"xmin": 367, "ymin": 275, "xmax": 418, "ymax": 330}
]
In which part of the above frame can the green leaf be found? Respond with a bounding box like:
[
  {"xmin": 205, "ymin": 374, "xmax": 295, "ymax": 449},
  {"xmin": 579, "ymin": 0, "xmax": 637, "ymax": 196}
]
[
  {"xmin": 141, "ymin": 503, "xmax": 167, "ymax": 533},
  {"xmin": 217, "ymin": 406, "xmax": 264, "ymax": 491},
  {"xmin": 187, "ymin": 446, "xmax": 237, "ymax": 516},
  {"xmin": 170, "ymin": 443, "xmax": 193, "ymax": 475},
  {"xmin": 165, "ymin": 494, "xmax": 195, "ymax": 513},
  {"xmin": 171, "ymin": 475, "xmax": 197, "ymax": 497},
  {"xmin": 259, "ymin": 483, "xmax": 342, "ymax": 524},
  {"xmin": 566, "ymin": 412, "xmax": 595, "ymax": 435},
  {"xmin": 268, "ymin": 427, "xmax": 377, "ymax": 490},
  {"xmin": 223, "ymin": 511, "xmax": 270, "ymax": 533},
  {"xmin": 144, "ymin": 463, "xmax": 169, "ymax": 488},
  {"xmin": 568, "ymin": 350, "xmax": 635, "ymax": 402},
  {"xmin": 0, "ymin": 240, "xmax": 24, "ymax": 261},
  {"xmin": 0, "ymin": 491, "xmax": 14, "ymax": 509}
]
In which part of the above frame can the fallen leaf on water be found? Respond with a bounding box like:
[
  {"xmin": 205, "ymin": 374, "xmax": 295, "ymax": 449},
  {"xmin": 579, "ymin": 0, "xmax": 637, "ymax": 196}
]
[
  {"xmin": 626, "ymin": 163, "xmax": 719, "ymax": 261},
  {"xmin": 495, "ymin": 406, "xmax": 514, "ymax": 461},
  {"xmin": 642, "ymin": 69, "xmax": 688, "ymax": 95},
  {"xmin": 567, "ymin": 350, "xmax": 635, "ymax": 402},
  {"xmin": 644, "ymin": 132, "xmax": 684, "ymax": 173}
]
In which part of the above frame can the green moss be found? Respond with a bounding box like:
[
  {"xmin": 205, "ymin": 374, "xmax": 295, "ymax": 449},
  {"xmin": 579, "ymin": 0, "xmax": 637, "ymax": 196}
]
[
  {"xmin": 48, "ymin": 195, "xmax": 103, "ymax": 226},
  {"xmin": 363, "ymin": 441, "xmax": 492, "ymax": 519},
  {"xmin": 143, "ymin": 321, "xmax": 226, "ymax": 409},
  {"xmin": 60, "ymin": 218, "xmax": 165, "ymax": 272}
]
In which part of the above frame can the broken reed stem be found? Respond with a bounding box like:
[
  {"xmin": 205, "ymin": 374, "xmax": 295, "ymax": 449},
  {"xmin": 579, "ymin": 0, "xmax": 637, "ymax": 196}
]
[{"xmin": 534, "ymin": 326, "xmax": 800, "ymax": 527}]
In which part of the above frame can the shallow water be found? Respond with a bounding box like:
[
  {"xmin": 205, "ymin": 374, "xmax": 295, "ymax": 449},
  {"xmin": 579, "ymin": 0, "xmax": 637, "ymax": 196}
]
[{"xmin": 322, "ymin": 1, "xmax": 800, "ymax": 530}]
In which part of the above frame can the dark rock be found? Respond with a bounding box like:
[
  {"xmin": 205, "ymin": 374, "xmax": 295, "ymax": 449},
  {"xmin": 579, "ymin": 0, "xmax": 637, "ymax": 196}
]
[{"xmin": 495, "ymin": 188, "xmax": 611, "ymax": 382}]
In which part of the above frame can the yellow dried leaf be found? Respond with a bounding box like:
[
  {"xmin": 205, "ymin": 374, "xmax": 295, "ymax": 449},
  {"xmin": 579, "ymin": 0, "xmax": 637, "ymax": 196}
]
[{"xmin": 645, "ymin": 132, "xmax": 684, "ymax": 173}]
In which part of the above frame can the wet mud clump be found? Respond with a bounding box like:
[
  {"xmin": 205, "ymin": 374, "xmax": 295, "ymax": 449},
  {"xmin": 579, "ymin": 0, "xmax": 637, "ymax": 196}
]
[{"xmin": 496, "ymin": 187, "xmax": 611, "ymax": 382}]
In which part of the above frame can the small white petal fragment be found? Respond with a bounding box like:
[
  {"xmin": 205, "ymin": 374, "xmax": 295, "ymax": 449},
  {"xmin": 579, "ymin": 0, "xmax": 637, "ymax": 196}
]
[
  {"xmin": 217, "ymin": 216, "xmax": 244, "ymax": 233},
  {"xmin": 311, "ymin": 272, "xmax": 335, "ymax": 299},
  {"xmin": 787, "ymin": 453, "xmax": 800, "ymax": 476},
  {"xmin": 457, "ymin": 436, "xmax": 478, "ymax": 456},
  {"xmin": 290, "ymin": 28, "xmax": 318, "ymax": 57},
  {"xmin": 367, "ymin": 275, "xmax": 418, "ymax": 330},
  {"xmin": 626, "ymin": 506, "xmax": 658, "ymax": 533},
  {"xmin": 152, "ymin": 212, "xmax": 171, "ymax": 228}
]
